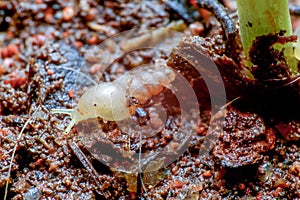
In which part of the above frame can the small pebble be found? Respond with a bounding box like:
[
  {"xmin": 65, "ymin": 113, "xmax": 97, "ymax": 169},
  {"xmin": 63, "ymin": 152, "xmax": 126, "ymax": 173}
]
[
  {"xmin": 87, "ymin": 35, "xmax": 99, "ymax": 45},
  {"xmin": 85, "ymin": 8, "xmax": 97, "ymax": 21},
  {"xmin": 203, "ymin": 170, "xmax": 212, "ymax": 178},
  {"xmin": 7, "ymin": 44, "xmax": 19, "ymax": 57},
  {"xmin": 23, "ymin": 187, "xmax": 41, "ymax": 200},
  {"xmin": 289, "ymin": 161, "xmax": 300, "ymax": 177},
  {"xmin": 173, "ymin": 180, "xmax": 183, "ymax": 188},
  {"xmin": 62, "ymin": 6, "xmax": 75, "ymax": 21},
  {"xmin": 238, "ymin": 183, "xmax": 245, "ymax": 190}
]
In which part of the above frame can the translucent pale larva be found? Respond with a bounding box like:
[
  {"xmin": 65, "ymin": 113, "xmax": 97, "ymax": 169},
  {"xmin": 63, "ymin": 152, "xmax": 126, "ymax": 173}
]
[{"xmin": 51, "ymin": 61, "xmax": 176, "ymax": 134}]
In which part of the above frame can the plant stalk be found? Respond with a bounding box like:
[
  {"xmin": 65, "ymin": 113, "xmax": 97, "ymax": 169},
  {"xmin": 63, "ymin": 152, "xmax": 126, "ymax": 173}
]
[{"xmin": 237, "ymin": 0, "xmax": 297, "ymax": 71}]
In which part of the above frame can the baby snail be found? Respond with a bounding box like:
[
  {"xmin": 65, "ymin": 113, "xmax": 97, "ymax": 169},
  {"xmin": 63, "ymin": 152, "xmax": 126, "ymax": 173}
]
[{"xmin": 51, "ymin": 60, "xmax": 176, "ymax": 134}]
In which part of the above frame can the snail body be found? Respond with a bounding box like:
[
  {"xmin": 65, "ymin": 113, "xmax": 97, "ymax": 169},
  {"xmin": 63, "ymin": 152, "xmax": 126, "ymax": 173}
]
[{"xmin": 51, "ymin": 62, "xmax": 175, "ymax": 134}]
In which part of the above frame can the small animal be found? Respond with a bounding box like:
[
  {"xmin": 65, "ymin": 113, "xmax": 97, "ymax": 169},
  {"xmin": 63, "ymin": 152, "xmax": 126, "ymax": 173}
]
[{"xmin": 51, "ymin": 60, "xmax": 176, "ymax": 134}]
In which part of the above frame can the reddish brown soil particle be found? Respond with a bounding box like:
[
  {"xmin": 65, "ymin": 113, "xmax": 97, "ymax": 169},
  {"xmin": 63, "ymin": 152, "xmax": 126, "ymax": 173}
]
[
  {"xmin": 35, "ymin": 0, "xmax": 43, "ymax": 4},
  {"xmin": 73, "ymin": 41, "xmax": 83, "ymax": 48},
  {"xmin": 44, "ymin": 7, "xmax": 54, "ymax": 23},
  {"xmin": 171, "ymin": 165, "xmax": 179, "ymax": 174},
  {"xmin": 84, "ymin": 8, "xmax": 98, "ymax": 21},
  {"xmin": 1, "ymin": 47, "xmax": 8, "ymax": 58},
  {"xmin": 4, "ymin": 44, "xmax": 18, "ymax": 58},
  {"xmin": 189, "ymin": 22, "xmax": 205, "ymax": 36},
  {"xmin": 1, "ymin": 44, "xmax": 19, "ymax": 58},
  {"xmin": 273, "ymin": 178, "xmax": 289, "ymax": 189},
  {"xmin": 238, "ymin": 183, "xmax": 245, "ymax": 190},
  {"xmin": 196, "ymin": 125, "xmax": 206, "ymax": 135},
  {"xmin": 62, "ymin": 31, "xmax": 70, "ymax": 39},
  {"xmin": 87, "ymin": 35, "xmax": 99, "ymax": 45},
  {"xmin": 48, "ymin": 162, "xmax": 59, "ymax": 172},
  {"xmin": 47, "ymin": 69, "xmax": 54, "ymax": 75},
  {"xmin": 256, "ymin": 193, "xmax": 262, "ymax": 200},
  {"xmin": 276, "ymin": 120, "xmax": 300, "ymax": 141},
  {"xmin": 272, "ymin": 187, "xmax": 283, "ymax": 197},
  {"xmin": 0, "ymin": 64, "xmax": 7, "ymax": 75},
  {"xmin": 68, "ymin": 90, "xmax": 74, "ymax": 98},
  {"xmin": 32, "ymin": 34, "xmax": 47, "ymax": 47},
  {"xmin": 129, "ymin": 191, "xmax": 136, "ymax": 199},
  {"xmin": 35, "ymin": 158, "xmax": 44, "ymax": 166},
  {"xmin": 246, "ymin": 187, "xmax": 251, "ymax": 195},
  {"xmin": 0, "ymin": 149, "xmax": 3, "ymax": 161},
  {"xmin": 203, "ymin": 170, "xmax": 212, "ymax": 178},
  {"xmin": 194, "ymin": 184, "xmax": 203, "ymax": 191},
  {"xmin": 0, "ymin": 129, "xmax": 8, "ymax": 135},
  {"xmin": 4, "ymin": 75, "xmax": 27, "ymax": 89},
  {"xmin": 7, "ymin": 44, "xmax": 19, "ymax": 56},
  {"xmin": 289, "ymin": 162, "xmax": 300, "ymax": 177},
  {"xmin": 62, "ymin": 6, "xmax": 75, "ymax": 21},
  {"xmin": 173, "ymin": 180, "xmax": 184, "ymax": 188}
]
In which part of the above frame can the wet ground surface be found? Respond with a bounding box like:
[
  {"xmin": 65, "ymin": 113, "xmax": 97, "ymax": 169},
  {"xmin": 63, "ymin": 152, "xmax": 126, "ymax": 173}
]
[{"xmin": 0, "ymin": 0, "xmax": 300, "ymax": 199}]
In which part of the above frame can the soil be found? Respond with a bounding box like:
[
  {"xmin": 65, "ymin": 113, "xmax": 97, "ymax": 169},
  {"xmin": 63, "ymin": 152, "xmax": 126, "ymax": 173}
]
[{"xmin": 0, "ymin": 0, "xmax": 300, "ymax": 199}]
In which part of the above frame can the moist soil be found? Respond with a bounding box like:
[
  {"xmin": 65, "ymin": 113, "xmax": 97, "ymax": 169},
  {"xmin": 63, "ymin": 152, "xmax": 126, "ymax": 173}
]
[{"xmin": 0, "ymin": 0, "xmax": 300, "ymax": 199}]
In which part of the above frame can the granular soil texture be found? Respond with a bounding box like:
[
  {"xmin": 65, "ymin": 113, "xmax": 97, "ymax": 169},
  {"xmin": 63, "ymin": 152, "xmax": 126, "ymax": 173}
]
[{"xmin": 0, "ymin": 0, "xmax": 300, "ymax": 199}]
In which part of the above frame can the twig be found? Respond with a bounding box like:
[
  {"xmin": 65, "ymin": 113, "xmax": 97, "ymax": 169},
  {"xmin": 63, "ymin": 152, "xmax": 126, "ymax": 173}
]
[
  {"xmin": 3, "ymin": 106, "xmax": 41, "ymax": 200},
  {"xmin": 196, "ymin": 0, "xmax": 238, "ymax": 55},
  {"xmin": 165, "ymin": 1, "xmax": 196, "ymax": 24},
  {"xmin": 68, "ymin": 141, "xmax": 110, "ymax": 198},
  {"xmin": 195, "ymin": 0, "xmax": 240, "ymax": 62}
]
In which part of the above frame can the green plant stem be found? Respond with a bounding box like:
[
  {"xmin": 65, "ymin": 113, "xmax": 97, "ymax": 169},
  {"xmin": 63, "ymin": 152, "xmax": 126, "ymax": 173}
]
[{"xmin": 237, "ymin": 0, "xmax": 297, "ymax": 71}]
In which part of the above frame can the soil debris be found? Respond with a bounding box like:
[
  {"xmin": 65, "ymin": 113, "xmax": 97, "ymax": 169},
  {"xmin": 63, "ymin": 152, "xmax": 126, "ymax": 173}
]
[{"xmin": 212, "ymin": 107, "xmax": 276, "ymax": 168}]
